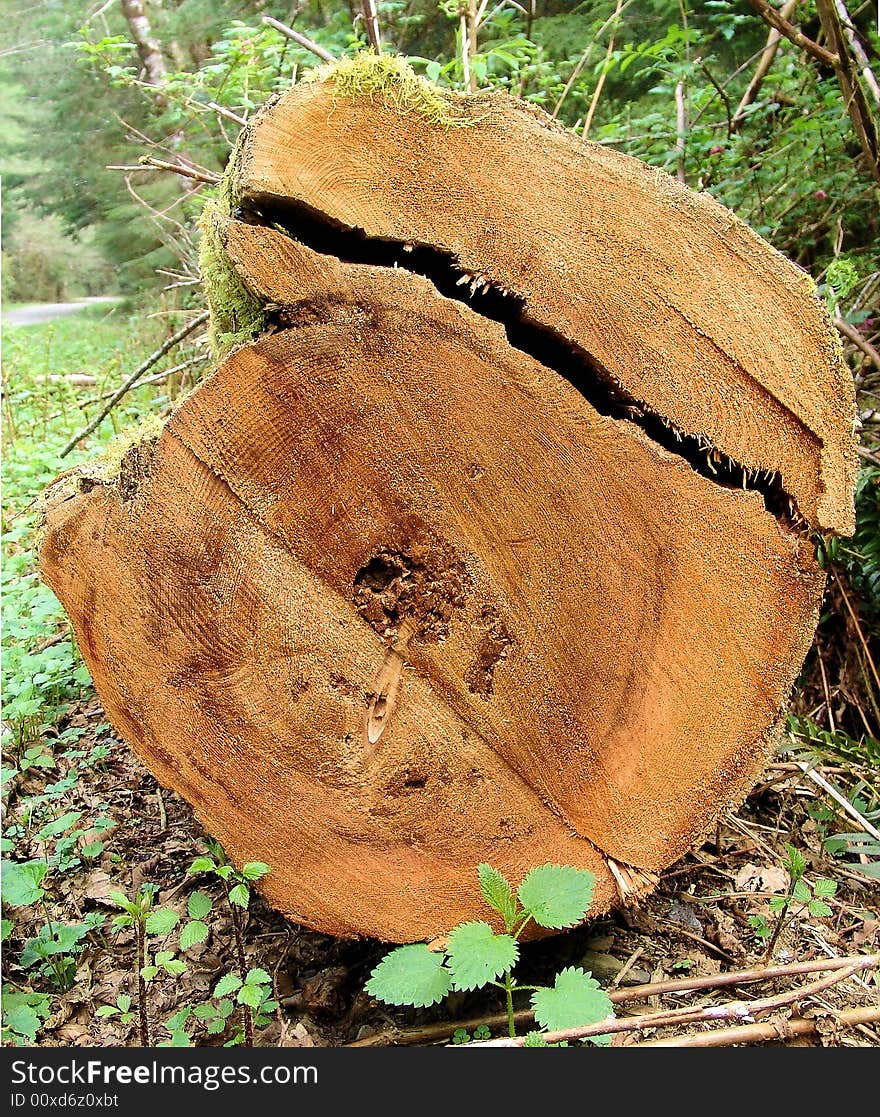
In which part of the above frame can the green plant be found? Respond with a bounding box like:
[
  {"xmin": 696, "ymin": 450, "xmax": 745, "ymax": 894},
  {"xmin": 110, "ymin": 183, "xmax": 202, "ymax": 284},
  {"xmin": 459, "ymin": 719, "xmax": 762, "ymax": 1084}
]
[
  {"xmin": 109, "ymin": 884, "xmax": 183, "ymax": 1045},
  {"xmin": 96, "ymin": 992, "xmax": 136, "ymax": 1027},
  {"xmin": 748, "ymin": 844, "xmax": 839, "ymax": 958},
  {"xmin": 186, "ymin": 842, "xmax": 270, "ymax": 1045},
  {"xmin": 366, "ymin": 863, "xmax": 613, "ymax": 1044},
  {"xmin": 2, "ymin": 987, "xmax": 52, "ymax": 1045}
]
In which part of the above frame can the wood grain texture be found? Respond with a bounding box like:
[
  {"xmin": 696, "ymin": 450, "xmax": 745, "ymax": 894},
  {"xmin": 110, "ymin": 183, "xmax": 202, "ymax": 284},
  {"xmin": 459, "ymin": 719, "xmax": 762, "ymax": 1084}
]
[
  {"xmin": 39, "ymin": 84, "xmax": 853, "ymax": 940},
  {"xmin": 239, "ymin": 82, "xmax": 857, "ymax": 534}
]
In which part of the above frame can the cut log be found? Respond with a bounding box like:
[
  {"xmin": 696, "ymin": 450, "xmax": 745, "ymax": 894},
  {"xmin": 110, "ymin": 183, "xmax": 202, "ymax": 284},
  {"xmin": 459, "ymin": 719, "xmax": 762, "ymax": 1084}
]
[{"xmin": 39, "ymin": 58, "xmax": 857, "ymax": 942}]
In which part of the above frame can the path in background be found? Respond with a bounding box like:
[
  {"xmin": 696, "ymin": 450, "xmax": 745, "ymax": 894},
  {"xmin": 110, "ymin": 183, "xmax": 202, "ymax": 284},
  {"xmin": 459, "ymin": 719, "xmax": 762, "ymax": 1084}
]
[{"xmin": 2, "ymin": 296, "xmax": 120, "ymax": 327}]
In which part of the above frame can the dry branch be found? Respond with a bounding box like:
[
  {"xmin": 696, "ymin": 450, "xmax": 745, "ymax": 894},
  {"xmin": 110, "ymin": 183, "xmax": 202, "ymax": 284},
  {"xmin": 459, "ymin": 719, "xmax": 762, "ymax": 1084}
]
[
  {"xmin": 734, "ymin": 0, "xmax": 798, "ymax": 128},
  {"xmin": 747, "ymin": 0, "xmax": 838, "ymax": 67},
  {"xmin": 60, "ymin": 312, "xmax": 208, "ymax": 457},
  {"xmin": 261, "ymin": 16, "xmax": 335, "ymax": 62},
  {"xmin": 467, "ymin": 954, "xmax": 879, "ymax": 1046},
  {"xmin": 633, "ymin": 1003, "xmax": 880, "ymax": 1047}
]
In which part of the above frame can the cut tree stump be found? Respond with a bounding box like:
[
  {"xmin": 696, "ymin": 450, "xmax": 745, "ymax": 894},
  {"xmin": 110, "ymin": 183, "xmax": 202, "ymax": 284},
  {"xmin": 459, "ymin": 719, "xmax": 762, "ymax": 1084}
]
[{"xmin": 39, "ymin": 59, "xmax": 857, "ymax": 942}]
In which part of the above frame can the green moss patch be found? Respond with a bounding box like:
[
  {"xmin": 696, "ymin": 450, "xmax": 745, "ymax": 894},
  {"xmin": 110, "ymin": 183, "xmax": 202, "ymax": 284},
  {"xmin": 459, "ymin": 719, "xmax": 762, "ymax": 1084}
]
[
  {"xmin": 305, "ymin": 52, "xmax": 477, "ymax": 128},
  {"xmin": 198, "ymin": 197, "xmax": 267, "ymax": 361}
]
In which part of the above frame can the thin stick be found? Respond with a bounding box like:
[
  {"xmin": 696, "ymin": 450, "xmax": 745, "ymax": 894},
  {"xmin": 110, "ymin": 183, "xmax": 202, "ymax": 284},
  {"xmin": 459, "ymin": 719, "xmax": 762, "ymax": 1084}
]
[
  {"xmin": 139, "ymin": 157, "xmax": 220, "ymax": 183},
  {"xmin": 795, "ymin": 761, "xmax": 880, "ymax": 840},
  {"xmin": 262, "ymin": 16, "xmax": 335, "ymax": 62},
  {"xmin": 834, "ymin": 0, "xmax": 880, "ymax": 107},
  {"xmin": 836, "ymin": 316, "xmax": 880, "ymax": 369},
  {"xmin": 832, "ymin": 570, "xmax": 880, "ymax": 694},
  {"xmin": 674, "ymin": 79, "xmax": 687, "ymax": 182},
  {"xmin": 60, "ymin": 312, "xmax": 209, "ymax": 457},
  {"xmin": 467, "ymin": 955, "xmax": 879, "ymax": 1046},
  {"xmin": 350, "ymin": 953, "xmax": 875, "ymax": 1047},
  {"xmin": 733, "ymin": 0, "xmax": 797, "ymax": 127},
  {"xmin": 361, "ymin": 1, "xmax": 382, "ymax": 51},
  {"xmin": 746, "ymin": 0, "xmax": 838, "ymax": 67},
  {"xmin": 582, "ymin": 0, "xmax": 625, "ymax": 138},
  {"xmin": 207, "ymin": 101, "xmax": 247, "ymax": 127},
  {"xmin": 633, "ymin": 1003, "xmax": 880, "ymax": 1047}
]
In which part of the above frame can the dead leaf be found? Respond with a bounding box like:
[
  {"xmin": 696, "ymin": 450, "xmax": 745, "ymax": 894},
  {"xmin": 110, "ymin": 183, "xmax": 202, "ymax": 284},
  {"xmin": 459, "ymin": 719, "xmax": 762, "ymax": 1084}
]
[{"xmin": 735, "ymin": 863, "xmax": 790, "ymax": 894}]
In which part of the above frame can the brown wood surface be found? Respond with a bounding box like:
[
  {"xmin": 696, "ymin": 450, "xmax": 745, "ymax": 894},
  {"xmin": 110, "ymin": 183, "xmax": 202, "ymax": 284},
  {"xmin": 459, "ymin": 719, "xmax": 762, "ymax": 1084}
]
[{"xmin": 39, "ymin": 80, "xmax": 854, "ymax": 941}]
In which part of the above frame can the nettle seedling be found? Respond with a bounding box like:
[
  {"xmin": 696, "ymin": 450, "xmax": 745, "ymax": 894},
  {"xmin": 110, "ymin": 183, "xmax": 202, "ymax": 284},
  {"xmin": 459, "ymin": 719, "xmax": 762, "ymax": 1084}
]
[
  {"xmin": 748, "ymin": 844, "xmax": 838, "ymax": 959},
  {"xmin": 366, "ymin": 863, "xmax": 614, "ymax": 1044},
  {"xmin": 185, "ymin": 841, "xmax": 272, "ymax": 1046},
  {"xmin": 108, "ymin": 883, "xmax": 185, "ymax": 1046}
]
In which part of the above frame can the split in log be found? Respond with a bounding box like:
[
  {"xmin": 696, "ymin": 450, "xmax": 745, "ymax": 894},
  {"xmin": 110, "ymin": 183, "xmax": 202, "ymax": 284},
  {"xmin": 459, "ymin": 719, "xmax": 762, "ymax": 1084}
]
[{"xmin": 39, "ymin": 56, "xmax": 857, "ymax": 942}]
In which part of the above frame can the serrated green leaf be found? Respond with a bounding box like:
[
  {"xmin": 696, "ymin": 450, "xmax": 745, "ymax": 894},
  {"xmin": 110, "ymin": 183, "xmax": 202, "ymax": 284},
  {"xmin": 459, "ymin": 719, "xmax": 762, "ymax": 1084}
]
[
  {"xmin": 213, "ymin": 973, "xmax": 242, "ymax": 998},
  {"xmin": 187, "ymin": 891, "xmax": 213, "ymax": 920},
  {"xmin": 784, "ymin": 845, "xmax": 807, "ymax": 879},
  {"xmin": 217, "ymin": 998, "xmax": 235, "ymax": 1018},
  {"xmin": 477, "ymin": 863, "xmax": 518, "ymax": 926},
  {"xmin": 808, "ymin": 899, "xmax": 833, "ymax": 918},
  {"xmin": 145, "ymin": 908, "xmax": 179, "ymax": 936},
  {"xmin": 117, "ymin": 994, "xmax": 132, "ymax": 1012},
  {"xmin": 245, "ymin": 967, "xmax": 271, "ymax": 986},
  {"xmin": 523, "ymin": 1031, "xmax": 548, "ymax": 1047},
  {"xmin": 96, "ymin": 1005, "xmax": 118, "ymax": 1017},
  {"xmin": 447, "ymin": 922, "xmax": 518, "ymax": 991},
  {"xmin": 531, "ymin": 967, "xmax": 614, "ymax": 1040},
  {"xmin": 813, "ymin": 878, "xmax": 838, "ymax": 898},
  {"xmin": 193, "ymin": 1003, "xmax": 216, "ymax": 1020},
  {"xmin": 228, "ymin": 884, "xmax": 249, "ymax": 908},
  {"xmin": 517, "ymin": 865, "xmax": 596, "ymax": 928},
  {"xmin": 180, "ymin": 920, "xmax": 209, "ymax": 950},
  {"xmin": 2, "ymin": 919, "xmax": 14, "ymax": 941},
  {"xmin": 365, "ymin": 944, "xmax": 453, "ymax": 1008},
  {"xmin": 140, "ymin": 965, "xmax": 158, "ymax": 981},
  {"xmin": 241, "ymin": 862, "xmax": 269, "ymax": 881},
  {"xmin": 792, "ymin": 879, "xmax": 811, "ymax": 904},
  {"xmin": 188, "ymin": 857, "xmax": 215, "ymax": 874},
  {"xmin": 206, "ymin": 1018, "xmax": 226, "ymax": 1034},
  {"xmin": 163, "ymin": 960, "xmax": 187, "ymax": 976},
  {"xmin": 237, "ymin": 983, "xmax": 262, "ymax": 1008}
]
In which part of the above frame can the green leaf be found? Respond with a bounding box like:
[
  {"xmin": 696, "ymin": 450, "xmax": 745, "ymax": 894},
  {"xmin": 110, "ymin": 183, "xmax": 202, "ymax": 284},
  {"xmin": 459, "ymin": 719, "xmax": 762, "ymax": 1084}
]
[
  {"xmin": 523, "ymin": 1031, "xmax": 548, "ymax": 1047},
  {"xmin": 531, "ymin": 967, "xmax": 614, "ymax": 1042},
  {"xmin": 237, "ymin": 983, "xmax": 262, "ymax": 1008},
  {"xmin": 792, "ymin": 879, "xmax": 811, "ymax": 904},
  {"xmin": 813, "ymin": 878, "xmax": 838, "ymax": 898},
  {"xmin": 3, "ymin": 1003, "xmax": 43, "ymax": 1042},
  {"xmin": 213, "ymin": 973, "xmax": 242, "ymax": 998},
  {"xmin": 187, "ymin": 891, "xmax": 213, "ymax": 920},
  {"xmin": 180, "ymin": 920, "xmax": 209, "ymax": 950},
  {"xmin": 1, "ymin": 919, "xmax": 13, "ymax": 941},
  {"xmin": 80, "ymin": 841, "xmax": 104, "ymax": 859},
  {"xmin": 808, "ymin": 899, "xmax": 833, "ymax": 918},
  {"xmin": 117, "ymin": 994, "xmax": 132, "ymax": 1012},
  {"xmin": 245, "ymin": 967, "xmax": 271, "ymax": 986},
  {"xmin": 477, "ymin": 863, "xmax": 517, "ymax": 926},
  {"xmin": 241, "ymin": 862, "xmax": 269, "ymax": 881},
  {"xmin": 145, "ymin": 908, "xmax": 179, "ymax": 936},
  {"xmin": 1, "ymin": 859, "xmax": 49, "ymax": 906},
  {"xmin": 365, "ymin": 944, "xmax": 453, "ymax": 1008},
  {"xmin": 517, "ymin": 865, "xmax": 595, "ymax": 929},
  {"xmin": 784, "ymin": 845, "xmax": 807, "ymax": 880},
  {"xmin": 193, "ymin": 1003, "xmax": 216, "ymax": 1020},
  {"xmin": 37, "ymin": 810, "xmax": 83, "ymax": 839},
  {"xmin": 163, "ymin": 960, "xmax": 187, "ymax": 976},
  {"xmin": 96, "ymin": 1005, "xmax": 118, "ymax": 1018},
  {"xmin": 188, "ymin": 857, "xmax": 215, "ymax": 874},
  {"xmin": 446, "ymin": 922, "xmax": 518, "ymax": 991},
  {"xmin": 140, "ymin": 965, "xmax": 158, "ymax": 982},
  {"xmin": 228, "ymin": 884, "xmax": 249, "ymax": 908}
]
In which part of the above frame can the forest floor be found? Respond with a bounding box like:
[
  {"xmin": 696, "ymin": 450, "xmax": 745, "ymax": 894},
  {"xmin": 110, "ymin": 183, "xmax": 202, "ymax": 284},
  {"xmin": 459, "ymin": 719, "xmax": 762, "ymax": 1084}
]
[
  {"xmin": 4, "ymin": 694, "xmax": 878, "ymax": 1049},
  {"xmin": 2, "ymin": 308, "xmax": 878, "ymax": 1050}
]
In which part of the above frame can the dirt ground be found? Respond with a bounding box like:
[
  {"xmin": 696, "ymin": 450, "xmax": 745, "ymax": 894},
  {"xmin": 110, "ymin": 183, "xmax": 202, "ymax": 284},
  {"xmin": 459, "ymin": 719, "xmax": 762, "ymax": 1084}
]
[{"xmin": 4, "ymin": 693, "xmax": 878, "ymax": 1049}]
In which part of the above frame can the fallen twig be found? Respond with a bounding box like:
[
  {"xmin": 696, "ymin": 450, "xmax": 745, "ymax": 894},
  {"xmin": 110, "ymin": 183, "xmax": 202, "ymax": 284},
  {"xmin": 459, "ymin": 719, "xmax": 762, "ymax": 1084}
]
[
  {"xmin": 348, "ymin": 952, "xmax": 876, "ymax": 1047},
  {"xmin": 631, "ymin": 1003, "xmax": 880, "ymax": 1047},
  {"xmin": 836, "ymin": 316, "xmax": 880, "ymax": 370},
  {"xmin": 61, "ymin": 312, "xmax": 209, "ymax": 457},
  {"xmin": 466, "ymin": 954, "xmax": 878, "ymax": 1046}
]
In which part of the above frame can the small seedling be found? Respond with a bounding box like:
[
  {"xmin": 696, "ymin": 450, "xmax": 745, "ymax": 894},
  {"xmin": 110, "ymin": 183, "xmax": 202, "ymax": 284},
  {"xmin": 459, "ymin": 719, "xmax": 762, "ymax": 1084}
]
[
  {"xmin": 108, "ymin": 884, "xmax": 184, "ymax": 1045},
  {"xmin": 748, "ymin": 844, "xmax": 838, "ymax": 958},
  {"xmin": 186, "ymin": 841, "xmax": 270, "ymax": 1045},
  {"xmin": 366, "ymin": 863, "xmax": 613, "ymax": 1043},
  {"xmin": 96, "ymin": 993, "xmax": 136, "ymax": 1027}
]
